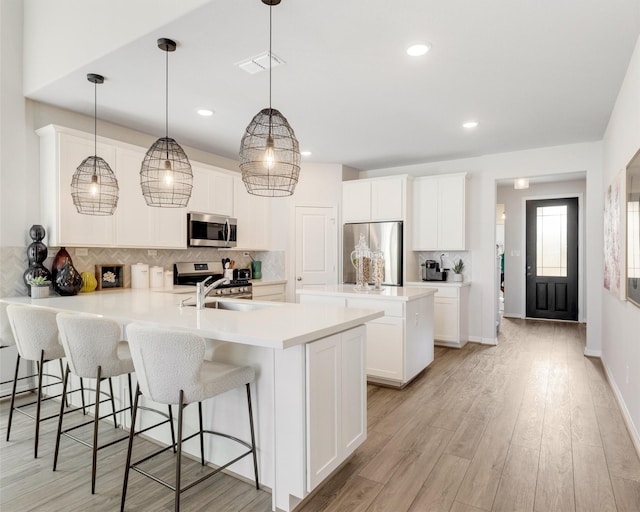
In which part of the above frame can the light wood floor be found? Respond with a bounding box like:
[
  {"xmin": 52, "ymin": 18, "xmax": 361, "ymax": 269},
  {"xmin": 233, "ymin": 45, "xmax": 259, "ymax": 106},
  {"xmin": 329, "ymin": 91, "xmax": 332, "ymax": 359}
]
[{"xmin": 2, "ymin": 318, "xmax": 639, "ymax": 511}]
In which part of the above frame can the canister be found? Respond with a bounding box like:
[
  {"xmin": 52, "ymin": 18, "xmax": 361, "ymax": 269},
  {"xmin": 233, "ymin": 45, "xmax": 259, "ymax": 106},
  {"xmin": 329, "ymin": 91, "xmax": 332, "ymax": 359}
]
[
  {"xmin": 164, "ymin": 270, "xmax": 174, "ymax": 289},
  {"xmin": 131, "ymin": 263, "xmax": 149, "ymax": 289},
  {"xmin": 149, "ymin": 266, "xmax": 164, "ymax": 289}
]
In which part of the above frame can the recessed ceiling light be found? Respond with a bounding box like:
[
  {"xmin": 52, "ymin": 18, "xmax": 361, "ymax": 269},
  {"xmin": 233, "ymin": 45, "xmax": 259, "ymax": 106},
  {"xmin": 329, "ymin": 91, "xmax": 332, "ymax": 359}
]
[
  {"xmin": 301, "ymin": 151, "xmax": 312, "ymax": 157},
  {"xmin": 514, "ymin": 178, "xmax": 529, "ymax": 190},
  {"xmin": 406, "ymin": 43, "xmax": 431, "ymax": 57},
  {"xmin": 197, "ymin": 109, "xmax": 214, "ymax": 117},
  {"xmin": 463, "ymin": 121, "xmax": 479, "ymax": 129}
]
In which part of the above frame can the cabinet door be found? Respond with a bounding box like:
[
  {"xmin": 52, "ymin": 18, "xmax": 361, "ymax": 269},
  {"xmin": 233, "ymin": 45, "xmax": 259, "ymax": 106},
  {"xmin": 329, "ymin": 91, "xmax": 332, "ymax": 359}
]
[
  {"xmin": 115, "ymin": 147, "xmax": 153, "ymax": 247},
  {"xmin": 189, "ymin": 166, "xmax": 212, "ymax": 213},
  {"xmin": 210, "ymin": 171, "xmax": 234, "ymax": 217},
  {"xmin": 405, "ymin": 297, "xmax": 434, "ymax": 380},
  {"xmin": 56, "ymin": 133, "xmax": 116, "ymax": 246},
  {"xmin": 306, "ymin": 333, "xmax": 341, "ymax": 491},
  {"xmin": 233, "ymin": 176, "xmax": 271, "ymax": 250},
  {"xmin": 434, "ymin": 298, "xmax": 459, "ymax": 341},
  {"xmin": 341, "ymin": 326, "xmax": 366, "ymax": 456},
  {"xmin": 438, "ymin": 175, "xmax": 465, "ymax": 249},
  {"xmin": 365, "ymin": 316, "xmax": 404, "ymax": 380},
  {"xmin": 412, "ymin": 177, "xmax": 439, "ymax": 250},
  {"xmin": 152, "ymin": 206, "xmax": 186, "ymax": 248},
  {"xmin": 342, "ymin": 181, "xmax": 371, "ymax": 222},
  {"xmin": 371, "ymin": 178, "xmax": 403, "ymax": 221}
]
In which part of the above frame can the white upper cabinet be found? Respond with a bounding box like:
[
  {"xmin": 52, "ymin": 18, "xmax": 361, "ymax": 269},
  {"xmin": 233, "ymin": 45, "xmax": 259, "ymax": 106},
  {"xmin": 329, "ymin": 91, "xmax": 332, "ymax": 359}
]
[
  {"xmin": 190, "ymin": 165, "xmax": 234, "ymax": 217},
  {"xmin": 342, "ymin": 176, "xmax": 406, "ymax": 223},
  {"xmin": 233, "ymin": 176, "xmax": 271, "ymax": 250},
  {"xmin": 412, "ymin": 173, "xmax": 466, "ymax": 250},
  {"xmin": 38, "ymin": 126, "xmax": 116, "ymax": 247}
]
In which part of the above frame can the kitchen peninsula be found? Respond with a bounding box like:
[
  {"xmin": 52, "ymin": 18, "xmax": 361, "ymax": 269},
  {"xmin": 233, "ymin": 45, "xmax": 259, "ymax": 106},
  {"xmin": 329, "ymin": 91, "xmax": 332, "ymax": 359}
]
[
  {"xmin": 297, "ymin": 286, "xmax": 435, "ymax": 387},
  {"xmin": 0, "ymin": 290, "xmax": 383, "ymax": 512}
]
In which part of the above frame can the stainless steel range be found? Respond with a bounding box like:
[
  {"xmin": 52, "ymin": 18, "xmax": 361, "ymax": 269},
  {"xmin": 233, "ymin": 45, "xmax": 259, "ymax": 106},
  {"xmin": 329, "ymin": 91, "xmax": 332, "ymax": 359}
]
[{"xmin": 173, "ymin": 261, "xmax": 252, "ymax": 299}]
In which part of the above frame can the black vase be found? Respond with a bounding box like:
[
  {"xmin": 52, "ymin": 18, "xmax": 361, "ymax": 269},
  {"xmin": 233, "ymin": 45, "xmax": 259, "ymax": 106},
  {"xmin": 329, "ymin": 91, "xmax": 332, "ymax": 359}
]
[
  {"xmin": 54, "ymin": 259, "xmax": 83, "ymax": 296},
  {"xmin": 24, "ymin": 224, "xmax": 52, "ymax": 297},
  {"xmin": 52, "ymin": 247, "xmax": 72, "ymax": 285}
]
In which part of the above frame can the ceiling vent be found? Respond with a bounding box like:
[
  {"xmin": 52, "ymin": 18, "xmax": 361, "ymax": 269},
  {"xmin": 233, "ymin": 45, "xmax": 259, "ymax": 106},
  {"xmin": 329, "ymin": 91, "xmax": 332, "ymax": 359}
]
[{"xmin": 237, "ymin": 52, "xmax": 285, "ymax": 74}]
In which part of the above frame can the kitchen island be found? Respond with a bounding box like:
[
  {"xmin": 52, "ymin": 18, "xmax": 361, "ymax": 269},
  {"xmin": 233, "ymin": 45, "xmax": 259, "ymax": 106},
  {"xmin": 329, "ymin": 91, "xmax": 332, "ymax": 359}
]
[
  {"xmin": 296, "ymin": 285, "xmax": 435, "ymax": 387},
  {"xmin": 0, "ymin": 289, "xmax": 383, "ymax": 512}
]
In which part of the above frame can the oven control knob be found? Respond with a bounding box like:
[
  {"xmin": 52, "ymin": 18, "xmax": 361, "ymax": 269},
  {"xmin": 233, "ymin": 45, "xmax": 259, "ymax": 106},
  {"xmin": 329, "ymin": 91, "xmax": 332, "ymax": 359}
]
[{"xmin": 216, "ymin": 289, "xmax": 222, "ymax": 295}]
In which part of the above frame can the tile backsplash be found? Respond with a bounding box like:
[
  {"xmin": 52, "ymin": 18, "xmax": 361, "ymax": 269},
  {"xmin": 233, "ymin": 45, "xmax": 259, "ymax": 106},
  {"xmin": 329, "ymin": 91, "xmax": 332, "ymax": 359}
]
[{"xmin": 1, "ymin": 245, "xmax": 284, "ymax": 297}]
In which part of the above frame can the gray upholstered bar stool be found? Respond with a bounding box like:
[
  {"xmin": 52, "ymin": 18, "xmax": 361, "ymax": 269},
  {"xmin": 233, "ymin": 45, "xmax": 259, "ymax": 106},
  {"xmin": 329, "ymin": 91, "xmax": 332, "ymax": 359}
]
[
  {"xmin": 54, "ymin": 313, "xmax": 138, "ymax": 494},
  {"xmin": 121, "ymin": 324, "xmax": 259, "ymax": 512},
  {"xmin": 5, "ymin": 304, "xmax": 80, "ymax": 458}
]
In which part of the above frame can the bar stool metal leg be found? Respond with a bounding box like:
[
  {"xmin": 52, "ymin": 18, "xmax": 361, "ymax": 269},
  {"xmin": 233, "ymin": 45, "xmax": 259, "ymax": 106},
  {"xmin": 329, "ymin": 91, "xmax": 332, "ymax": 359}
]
[
  {"xmin": 121, "ymin": 384, "xmax": 140, "ymax": 512},
  {"xmin": 79, "ymin": 377, "xmax": 86, "ymax": 414},
  {"xmin": 53, "ymin": 364, "xmax": 71, "ymax": 471},
  {"xmin": 34, "ymin": 350, "xmax": 45, "ymax": 458},
  {"xmin": 108, "ymin": 377, "xmax": 118, "ymax": 428},
  {"xmin": 168, "ymin": 405, "xmax": 176, "ymax": 454},
  {"xmin": 91, "ymin": 366, "xmax": 102, "ymax": 494},
  {"xmin": 246, "ymin": 383, "xmax": 260, "ymax": 490},
  {"xmin": 198, "ymin": 401, "xmax": 205, "ymax": 466},
  {"xmin": 6, "ymin": 354, "xmax": 20, "ymax": 442},
  {"xmin": 175, "ymin": 390, "xmax": 185, "ymax": 512}
]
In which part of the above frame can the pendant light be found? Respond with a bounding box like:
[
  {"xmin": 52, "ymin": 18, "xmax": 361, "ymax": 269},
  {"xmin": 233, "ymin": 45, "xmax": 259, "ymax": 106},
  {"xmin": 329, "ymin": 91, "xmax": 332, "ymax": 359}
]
[
  {"xmin": 239, "ymin": 0, "xmax": 300, "ymax": 197},
  {"xmin": 140, "ymin": 38, "xmax": 193, "ymax": 208},
  {"xmin": 70, "ymin": 74, "xmax": 119, "ymax": 215}
]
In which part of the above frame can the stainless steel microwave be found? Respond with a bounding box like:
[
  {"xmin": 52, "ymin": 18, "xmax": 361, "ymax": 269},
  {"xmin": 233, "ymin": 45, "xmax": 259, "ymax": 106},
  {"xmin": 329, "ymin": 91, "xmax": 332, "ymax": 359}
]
[{"xmin": 187, "ymin": 212, "xmax": 237, "ymax": 248}]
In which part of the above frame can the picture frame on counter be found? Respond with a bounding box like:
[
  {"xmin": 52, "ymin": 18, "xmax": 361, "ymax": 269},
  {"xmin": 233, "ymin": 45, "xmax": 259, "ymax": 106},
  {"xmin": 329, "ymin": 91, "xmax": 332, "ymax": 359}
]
[{"xmin": 95, "ymin": 264, "xmax": 124, "ymax": 290}]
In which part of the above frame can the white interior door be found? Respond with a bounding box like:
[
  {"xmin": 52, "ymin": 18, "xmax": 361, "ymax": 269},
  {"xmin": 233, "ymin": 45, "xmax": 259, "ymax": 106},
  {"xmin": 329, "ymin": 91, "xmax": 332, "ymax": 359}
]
[{"xmin": 295, "ymin": 206, "xmax": 338, "ymax": 293}]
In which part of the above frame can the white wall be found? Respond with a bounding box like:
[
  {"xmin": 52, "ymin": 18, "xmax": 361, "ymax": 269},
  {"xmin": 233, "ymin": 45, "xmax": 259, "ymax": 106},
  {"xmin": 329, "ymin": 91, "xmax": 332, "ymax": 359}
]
[
  {"xmin": 601, "ymin": 34, "xmax": 640, "ymax": 450},
  {"xmin": 362, "ymin": 142, "xmax": 603, "ymax": 349},
  {"xmin": 497, "ymin": 179, "xmax": 587, "ymax": 319}
]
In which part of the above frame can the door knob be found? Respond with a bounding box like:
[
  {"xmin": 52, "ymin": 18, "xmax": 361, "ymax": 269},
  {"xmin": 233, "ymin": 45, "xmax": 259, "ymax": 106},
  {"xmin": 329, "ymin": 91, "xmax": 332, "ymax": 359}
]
[{"xmin": 297, "ymin": 276, "xmax": 302, "ymax": 281}]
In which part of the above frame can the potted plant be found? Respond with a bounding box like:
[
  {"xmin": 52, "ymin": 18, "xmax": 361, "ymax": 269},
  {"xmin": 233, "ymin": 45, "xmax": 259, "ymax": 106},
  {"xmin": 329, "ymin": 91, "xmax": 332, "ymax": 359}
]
[
  {"xmin": 29, "ymin": 276, "xmax": 51, "ymax": 299},
  {"xmin": 451, "ymin": 259, "xmax": 464, "ymax": 282}
]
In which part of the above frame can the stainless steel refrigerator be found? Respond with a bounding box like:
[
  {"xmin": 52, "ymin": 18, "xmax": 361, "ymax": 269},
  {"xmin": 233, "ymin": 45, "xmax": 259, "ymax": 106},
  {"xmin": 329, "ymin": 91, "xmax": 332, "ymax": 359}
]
[{"xmin": 343, "ymin": 221, "xmax": 403, "ymax": 286}]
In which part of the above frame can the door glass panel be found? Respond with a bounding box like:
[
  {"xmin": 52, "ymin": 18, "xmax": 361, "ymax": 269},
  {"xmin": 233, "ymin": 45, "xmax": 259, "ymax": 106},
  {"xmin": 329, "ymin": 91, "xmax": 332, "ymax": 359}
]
[
  {"xmin": 536, "ymin": 205, "xmax": 567, "ymax": 277},
  {"xmin": 629, "ymin": 200, "xmax": 640, "ymax": 278}
]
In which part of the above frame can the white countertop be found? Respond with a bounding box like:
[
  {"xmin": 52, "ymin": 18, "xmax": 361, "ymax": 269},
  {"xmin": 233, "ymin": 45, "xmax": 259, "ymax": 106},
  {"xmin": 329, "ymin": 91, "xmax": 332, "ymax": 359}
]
[
  {"xmin": 0, "ymin": 289, "xmax": 382, "ymax": 350},
  {"xmin": 296, "ymin": 284, "xmax": 435, "ymax": 300},
  {"xmin": 405, "ymin": 281, "xmax": 471, "ymax": 288}
]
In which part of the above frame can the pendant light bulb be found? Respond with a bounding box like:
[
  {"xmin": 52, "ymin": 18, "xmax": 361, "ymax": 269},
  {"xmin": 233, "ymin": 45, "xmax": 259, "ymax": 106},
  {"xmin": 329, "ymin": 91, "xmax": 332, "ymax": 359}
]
[
  {"xmin": 90, "ymin": 174, "xmax": 99, "ymax": 196},
  {"xmin": 263, "ymin": 136, "xmax": 275, "ymax": 170}
]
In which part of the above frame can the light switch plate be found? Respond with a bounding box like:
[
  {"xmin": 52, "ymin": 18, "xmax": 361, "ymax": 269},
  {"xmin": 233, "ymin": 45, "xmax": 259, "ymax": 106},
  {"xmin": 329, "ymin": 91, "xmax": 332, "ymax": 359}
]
[
  {"xmin": 147, "ymin": 249, "xmax": 157, "ymax": 256},
  {"xmin": 75, "ymin": 248, "xmax": 88, "ymax": 256}
]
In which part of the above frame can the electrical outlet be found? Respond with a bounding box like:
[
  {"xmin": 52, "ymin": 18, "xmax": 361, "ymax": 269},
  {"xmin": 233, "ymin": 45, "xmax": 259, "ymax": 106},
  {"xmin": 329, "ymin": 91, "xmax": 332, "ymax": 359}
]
[
  {"xmin": 441, "ymin": 252, "xmax": 449, "ymax": 258},
  {"xmin": 147, "ymin": 249, "xmax": 157, "ymax": 256},
  {"xmin": 75, "ymin": 248, "xmax": 88, "ymax": 256},
  {"xmin": 243, "ymin": 251, "xmax": 250, "ymax": 257}
]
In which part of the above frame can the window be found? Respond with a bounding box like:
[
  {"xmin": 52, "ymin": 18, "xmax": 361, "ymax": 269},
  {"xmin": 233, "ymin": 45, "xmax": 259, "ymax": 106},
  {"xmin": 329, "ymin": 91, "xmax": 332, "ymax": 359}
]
[{"xmin": 536, "ymin": 205, "xmax": 567, "ymax": 277}]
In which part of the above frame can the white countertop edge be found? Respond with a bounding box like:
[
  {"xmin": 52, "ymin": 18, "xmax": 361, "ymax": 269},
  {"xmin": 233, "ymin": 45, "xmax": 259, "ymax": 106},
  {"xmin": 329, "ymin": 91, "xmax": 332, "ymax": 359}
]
[
  {"xmin": 405, "ymin": 281, "xmax": 471, "ymax": 288},
  {"xmin": 250, "ymin": 279, "xmax": 287, "ymax": 286}
]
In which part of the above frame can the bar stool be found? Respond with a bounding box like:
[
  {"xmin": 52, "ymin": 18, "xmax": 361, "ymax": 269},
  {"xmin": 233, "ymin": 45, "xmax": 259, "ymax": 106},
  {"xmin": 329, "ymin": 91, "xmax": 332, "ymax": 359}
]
[
  {"xmin": 54, "ymin": 314, "xmax": 138, "ymax": 494},
  {"xmin": 5, "ymin": 304, "xmax": 82, "ymax": 458},
  {"xmin": 121, "ymin": 324, "xmax": 259, "ymax": 512}
]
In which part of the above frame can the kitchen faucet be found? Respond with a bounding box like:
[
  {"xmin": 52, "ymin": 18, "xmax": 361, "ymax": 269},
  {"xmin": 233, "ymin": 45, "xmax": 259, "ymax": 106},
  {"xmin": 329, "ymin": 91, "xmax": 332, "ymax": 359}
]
[{"xmin": 195, "ymin": 276, "xmax": 230, "ymax": 309}]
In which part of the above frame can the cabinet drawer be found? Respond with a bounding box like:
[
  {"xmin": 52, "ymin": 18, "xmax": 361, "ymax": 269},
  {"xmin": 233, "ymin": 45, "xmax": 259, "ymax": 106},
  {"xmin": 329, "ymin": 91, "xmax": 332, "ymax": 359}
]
[
  {"xmin": 347, "ymin": 298, "xmax": 404, "ymax": 317},
  {"xmin": 434, "ymin": 287, "xmax": 458, "ymax": 298},
  {"xmin": 252, "ymin": 283, "xmax": 286, "ymax": 298}
]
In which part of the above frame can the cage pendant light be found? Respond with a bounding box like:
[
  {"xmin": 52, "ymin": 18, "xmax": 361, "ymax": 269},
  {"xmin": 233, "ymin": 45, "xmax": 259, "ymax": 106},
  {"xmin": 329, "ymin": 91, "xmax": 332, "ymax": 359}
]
[
  {"xmin": 70, "ymin": 74, "xmax": 119, "ymax": 215},
  {"xmin": 239, "ymin": 0, "xmax": 300, "ymax": 197},
  {"xmin": 140, "ymin": 38, "xmax": 193, "ymax": 207}
]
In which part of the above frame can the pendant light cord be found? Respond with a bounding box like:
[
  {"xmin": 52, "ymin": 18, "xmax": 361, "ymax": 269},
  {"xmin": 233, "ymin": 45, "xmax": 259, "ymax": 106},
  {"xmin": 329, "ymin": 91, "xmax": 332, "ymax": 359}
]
[
  {"xmin": 269, "ymin": 3, "xmax": 272, "ymax": 115},
  {"xmin": 93, "ymin": 80, "xmax": 97, "ymax": 174},
  {"xmin": 165, "ymin": 47, "xmax": 169, "ymax": 140}
]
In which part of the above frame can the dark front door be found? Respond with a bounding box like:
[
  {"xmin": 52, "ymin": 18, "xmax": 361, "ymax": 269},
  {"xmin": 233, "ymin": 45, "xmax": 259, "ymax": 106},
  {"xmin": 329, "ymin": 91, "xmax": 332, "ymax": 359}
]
[{"xmin": 525, "ymin": 197, "xmax": 578, "ymax": 320}]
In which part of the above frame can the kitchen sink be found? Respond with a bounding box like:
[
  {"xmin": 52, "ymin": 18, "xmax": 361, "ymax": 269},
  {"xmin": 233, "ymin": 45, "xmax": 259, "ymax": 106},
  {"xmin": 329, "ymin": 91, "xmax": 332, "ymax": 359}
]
[{"xmin": 203, "ymin": 300, "xmax": 277, "ymax": 312}]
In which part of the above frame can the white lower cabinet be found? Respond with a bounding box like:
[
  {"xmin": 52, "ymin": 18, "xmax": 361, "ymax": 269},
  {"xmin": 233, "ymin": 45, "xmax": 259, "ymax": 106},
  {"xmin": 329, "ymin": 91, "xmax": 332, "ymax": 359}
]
[
  {"xmin": 407, "ymin": 283, "xmax": 469, "ymax": 347},
  {"xmin": 306, "ymin": 326, "xmax": 366, "ymax": 491},
  {"xmin": 365, "ymin": 316, "xmax": 404, "ymax": 380}
]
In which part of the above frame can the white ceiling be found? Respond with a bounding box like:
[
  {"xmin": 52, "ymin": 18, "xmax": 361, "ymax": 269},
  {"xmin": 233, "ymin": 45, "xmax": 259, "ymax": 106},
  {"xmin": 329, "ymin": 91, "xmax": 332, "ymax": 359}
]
[{"xmin": 25, "ymin": 0, "xmax": 640, "ymax": 171}]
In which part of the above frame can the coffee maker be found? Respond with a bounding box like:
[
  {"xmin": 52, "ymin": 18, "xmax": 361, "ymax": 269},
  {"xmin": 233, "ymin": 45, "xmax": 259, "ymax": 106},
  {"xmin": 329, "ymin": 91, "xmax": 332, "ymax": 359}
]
[{"xmin": 421, "ymin": 260, "xmax": 447, "ymax": 281}]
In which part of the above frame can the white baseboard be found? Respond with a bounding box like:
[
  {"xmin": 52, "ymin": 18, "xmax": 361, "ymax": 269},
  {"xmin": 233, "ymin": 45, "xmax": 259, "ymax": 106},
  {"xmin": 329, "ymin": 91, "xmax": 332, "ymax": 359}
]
[
  {"xmin": 601, "ymin": 357, "xmax": 640, "ymax": 458},
  {"xmin": 468, "ymin": 335, "xmax": 497, "ymax": 346},
  {"xmin": 502, "ymin": 313, "xmax": 524, "ymax": 319},
  {"xmin": 584, "ymin": 348, "xmax": 602, "ymax": 357}
]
